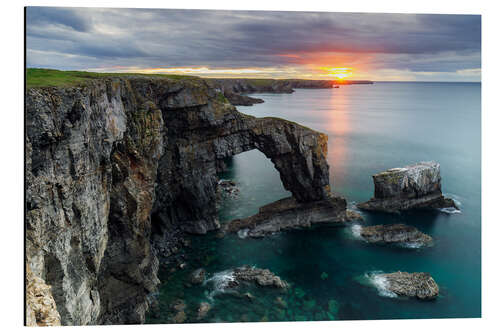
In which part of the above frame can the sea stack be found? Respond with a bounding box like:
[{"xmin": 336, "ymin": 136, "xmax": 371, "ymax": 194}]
[{"xmin": 357, "ymin": 161, "xmax": 458, "ymax": 213}]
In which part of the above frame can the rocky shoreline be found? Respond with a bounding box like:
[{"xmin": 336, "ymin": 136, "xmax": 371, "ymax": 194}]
[
  {"xmin": 210, "ymin": 78, "xmax": 373, "ymax": 106},
  {"xmin": 25, "ymin": 75, "xmax": 348, "ymax": 325},
  {"xmin": 26, "ymin": 73, "xmax": 452, "ymax": 326}
]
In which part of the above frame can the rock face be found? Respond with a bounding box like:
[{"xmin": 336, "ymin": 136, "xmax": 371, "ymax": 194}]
[
  {"xmin": 225, "ymin": 196, "xmax": 361, "ymax": 237},
  {"xmin": 26, "ymin": 76, "xmax": 341, "ymax": 325},
  {"xmin": 357, "ymin": 162, "xmax": 458, "ymax": 213},
  {"xmin": 359, "ymin": 224, "xmax": 432, "ymax": 246},
  {"xmin": 25, "ymin": 265, "xmax": 62, "ymax": 326},
  {"xmin": 375, "ymin": 272, "xmax": 439, "ymax": 300}
]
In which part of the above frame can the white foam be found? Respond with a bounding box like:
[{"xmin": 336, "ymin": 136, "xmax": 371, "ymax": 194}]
[
  {"xmin": 203, "ymin": 269, "xmax": 236, "ymax": 300},
  {"xmin": 400, "ymin": 241, "xmax": 424, "ymax": 249},
  {"xmin": 438, "ymin": 207, "xmax": 462, "ymax": 214},
  {"xmin": 365, "ymin": 272, "xmax": 398, "ymax": 298},
  {"xmin": 237, "ymin": 228, "xmax": 249, "ymax": 239},
  {"xmin": 351, "ymin": 224, "xmax": 363, "ymax": 240}
]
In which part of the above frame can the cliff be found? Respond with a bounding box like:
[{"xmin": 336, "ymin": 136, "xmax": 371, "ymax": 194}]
[{"xmin": 25, "ymin": 75, "xmax": 344, "ymax": 325}]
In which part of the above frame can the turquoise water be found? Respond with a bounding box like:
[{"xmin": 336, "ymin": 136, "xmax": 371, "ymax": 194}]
[{"xmin": 147, "ymin": 82, "xmax": 481, "ymax": 323}]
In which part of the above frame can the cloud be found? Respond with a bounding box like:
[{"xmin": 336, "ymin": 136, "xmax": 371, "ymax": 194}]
[{"xmin": 25, "ymin": 7, "xmax": 481, "ymax": 81}]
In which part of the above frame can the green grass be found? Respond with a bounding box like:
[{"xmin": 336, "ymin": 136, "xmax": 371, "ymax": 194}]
[
  {"xmin": 247, "ymin": 79, "xmax": 276, "ymax": 87},
  {"xmin": 26, "ymin": 68, "xmax": 197, "ymax": 89}
]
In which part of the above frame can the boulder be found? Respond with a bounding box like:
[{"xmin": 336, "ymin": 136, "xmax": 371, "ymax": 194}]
[
  {"xmin": 189, "ymin": 268, "xmax": 206, "ymax": 285},
  {"xmin": 375, "ymin": 272, "xmax": 439, "ymax": 300},
  {"xmin": 197, "ymin": 302, "xmax": 211, "ymax": 319},
  {"xmin": 232, "ymin": 265, "xmax": 289, "ymax": 289},
  {"xmin": 360, "ymin": 224, "xmax": 432, "ymax": 246},
  {"xmin": 358, "ymin": 162, "xmax": 458, "ymax": 213}
]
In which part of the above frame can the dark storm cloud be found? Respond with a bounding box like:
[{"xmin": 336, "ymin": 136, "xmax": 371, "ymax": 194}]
[
  {"xmin": 26, "ymin": 7, "xmax": 91, "ymax": 32},
  {"xmin": 25, "ymin": 7, "xmax": 481, "ymax": 76}
]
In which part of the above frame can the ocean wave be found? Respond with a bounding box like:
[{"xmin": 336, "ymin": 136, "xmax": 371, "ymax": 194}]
[
  {"xmin": 350, "ymin": 224, "xmax": 363, "ymax": 240},
  {"xmin": 399, "ymin": 241, "xmax": 425, "ymax": 249},
  {"xmin": 365, "ymin": 271, "xmax": 397, "ymax": 298},
  {"xmin": 237, "ymin": 228, "xmax": 249, "ymax": 239},
  {"xmin": 348, "ymin": 201, "xmax": 364, "ymax": 215},
  {"xmin": 438, "ymin": 207, "xmax": 462, "ymax": 214},
  {"xmin": 203, "ymin": 269, "xmax": 236, "ymax": 300}
]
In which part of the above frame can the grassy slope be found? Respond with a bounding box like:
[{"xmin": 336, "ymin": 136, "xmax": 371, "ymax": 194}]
[{"xmin": 26, "ymin": 68, "xmax": 197, "ymax": 89}]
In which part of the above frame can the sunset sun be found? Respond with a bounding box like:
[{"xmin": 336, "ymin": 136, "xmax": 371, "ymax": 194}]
[{"xmin": 321, "ymin": 67, "xmax": 353, "ymax": 80}]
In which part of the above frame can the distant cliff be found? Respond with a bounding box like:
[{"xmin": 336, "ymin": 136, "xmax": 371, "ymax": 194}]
[
  {"xmin": 209, "ymin": 78, "xmax": 373, "ymax": 105},
  {"xmin": 25, "ymin": 75, "xmax": 346, "ymax": 325}
]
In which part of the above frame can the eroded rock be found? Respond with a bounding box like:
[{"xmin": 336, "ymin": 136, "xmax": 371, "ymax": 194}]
[
  {"xmin": 375, "ymin": 272, "xmax": 439, "ymax": 300},
  {"xmin": 233, "ymin": 265, "xmax": 289, "ymax": 289},
  {"xmin": 360, "ymin": 224, "xmax": 432, "ymax": 246},
  {"xmin": 26, "ymin": 75, "xmax": 342, "ymax": 325},
  {"xmin": 357, "ymin": 162, "xmax": 458, "ymax": 213},
  {"xmin": 225, "ymin": 196, "xmax": 362, "ymax": 237}
]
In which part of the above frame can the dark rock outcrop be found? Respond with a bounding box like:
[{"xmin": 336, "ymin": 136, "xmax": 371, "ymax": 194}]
[
  {"xmin": 26, "ymin": 75, "xmax": 342, "ymax": 325},
  {"xmin": 374, "ymin": 272, "xmax": 439, "ymax": 300},
  {"xmin": 224, "ymin": 92, "xmax": 264, "ymax": 106},
  {"xmin": 357, "ymin": 162, "xmax": 458, "ymax": 213},
  {"xmin": 225, "ymin": 196, "xmax": 362, "ymax": 237},
  {"xmin": 359, "ymin": 224, "xmax": 432, "ymax": 246}
]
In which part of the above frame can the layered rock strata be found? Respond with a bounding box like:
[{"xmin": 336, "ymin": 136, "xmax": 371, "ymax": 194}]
[
  {"xmin": 225, "ymin": 196, "xmax": 361, "ymax": 237},
  {"xmin": 374, "ymin": 272, "xmax": 439, "ymax": 300},
  {"xmin": 26, "ymin": 76, "xmax": 343, "ymax": 325},
  {"xmin": 359, "ymin": 224, "xmax": 432, "ymax": 246},
  {"xmin": 357, "ymin": 162, "xmax": 457, "ymax": 213}
]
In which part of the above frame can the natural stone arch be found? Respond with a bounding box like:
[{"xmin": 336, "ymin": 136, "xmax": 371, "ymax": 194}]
[{"xmin": 153, "ymin": 96, "xmax": 333, "ymax": 235}]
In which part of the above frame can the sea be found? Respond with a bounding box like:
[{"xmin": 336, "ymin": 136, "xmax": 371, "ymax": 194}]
[{"xmin": 146, "ymin": 82, "xmax": 481, "ymax": 323}]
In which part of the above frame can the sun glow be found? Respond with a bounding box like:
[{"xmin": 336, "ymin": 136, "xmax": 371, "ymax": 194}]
[{"xmin": 320, "ymin": 67, "xmax": 353, "ymax": 80}]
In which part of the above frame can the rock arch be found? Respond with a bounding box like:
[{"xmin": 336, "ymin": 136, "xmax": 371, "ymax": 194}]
[{"xmin": 152, "ymin": 85, "xmax": 333, "ymax": 235}]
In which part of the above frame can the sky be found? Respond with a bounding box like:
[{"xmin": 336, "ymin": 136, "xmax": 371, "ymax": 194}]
[{"xmin": 26, "ymin": 7, "xmax": 481, "ymax": 81}]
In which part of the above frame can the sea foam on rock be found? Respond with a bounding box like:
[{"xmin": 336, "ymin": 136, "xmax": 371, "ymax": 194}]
[
  {"xmin": 371, "ymin": 272, "xmax": 439, "ymax": 300},
  {"xmin": 357, "ymin": 161, "xmax": 458, "ymax": 213}
]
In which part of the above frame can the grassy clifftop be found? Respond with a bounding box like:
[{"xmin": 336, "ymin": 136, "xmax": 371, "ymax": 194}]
[{"xmin": 26, "ymin": 68, "xmax": 196, "ymax": 89}]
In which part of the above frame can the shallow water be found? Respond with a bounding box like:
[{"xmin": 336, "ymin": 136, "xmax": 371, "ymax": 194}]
[{"xmin": 147, "ymin": 82, "xmax": 481, "ymax": 323}]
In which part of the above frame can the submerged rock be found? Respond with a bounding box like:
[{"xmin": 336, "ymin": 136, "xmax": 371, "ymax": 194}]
[
  {"xmin": 225, "ymin": 196, "xmax": 362, "ymax": 237},
  {"xmin": 374, "ymin": 272, "xmax": 439, "ymax": 300},
  {"xmin": 360, "ymin": 224, "xmax": 432, "ymax": 246},
  {"xmin": 358, "ymin": 162, "xmax": 458, "ymax": 213},
  {"xmin": 197, "ymin": 302, "xmax": 211, "ymax": 319},
  {"xmin": 189, "ymin": 268, "xmax": 206, "ymax": 285}
]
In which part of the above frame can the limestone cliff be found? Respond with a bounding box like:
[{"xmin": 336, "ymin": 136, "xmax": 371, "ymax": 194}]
[{"xmin": 26, "ymin": 76, "xmax": 343, "ymax": 325}]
